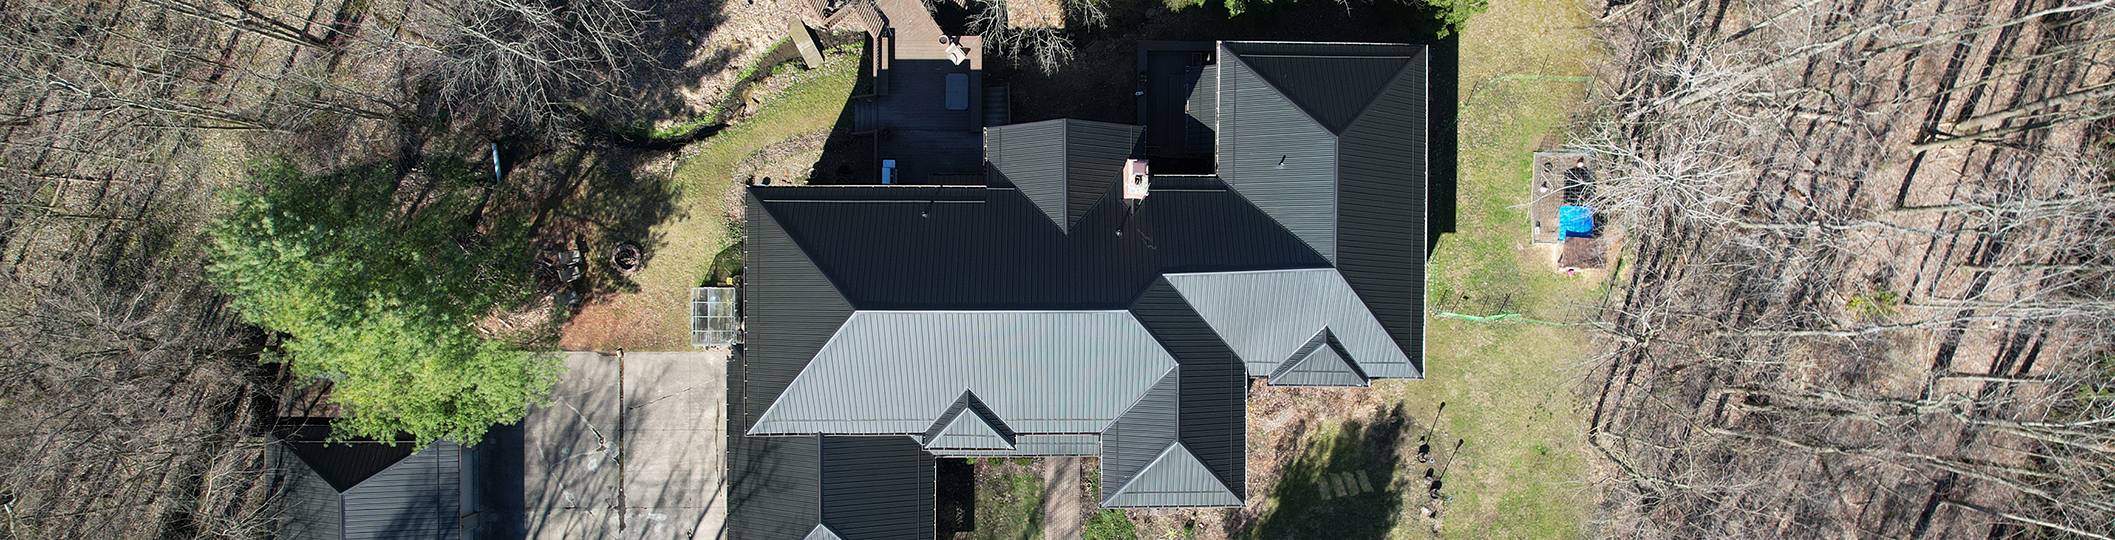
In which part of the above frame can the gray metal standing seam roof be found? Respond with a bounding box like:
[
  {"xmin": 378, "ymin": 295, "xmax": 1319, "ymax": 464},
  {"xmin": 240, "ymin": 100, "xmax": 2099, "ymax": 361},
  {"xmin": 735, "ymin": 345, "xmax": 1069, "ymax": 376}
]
[
  {"xmin": 731, "ymin": 40, "xmax": 1429, "ymax": 534},
  {"xmin": 1125, "ymin": 277, "xmax": 1247, "ymax": 505},
  {"xmin": 819, "ymin": 436, "xmax": 936, "ymax": 538},
  {"xmin": 272, "ymin": 428, "xmax": 462, "ymax": 540},
  {"xmin": 1218, "ymin": 41, "xmax": 1429, "ymax": 370},
  {"xmin": 1185, "ymin": 64, "xmax": 1218, "ymax": 155},
  {"xmin": 1165, "ymin": 269, "xmax": 1418, "ymax": 379},
  {"xmin": 725, "ymin": 432, "xmax": 937, "ymax": 540},
  {"xmin": 749, "ymin": 310, "xmax": 1178, "ymax": 435},
  {"xmin": 1268, "ymin": 329, "xmax": 1371, "ymax": 387},
  {"xmin": 921, "ymin": 391, "xmax": 1018, "ymax": 451},
  {"xmin": 804, "ymin": 524, "xmax": 843, "ymax": 540},
  {"xmin": 985, "ymin": 119, "xmax": 1145, "ymax": 231}
]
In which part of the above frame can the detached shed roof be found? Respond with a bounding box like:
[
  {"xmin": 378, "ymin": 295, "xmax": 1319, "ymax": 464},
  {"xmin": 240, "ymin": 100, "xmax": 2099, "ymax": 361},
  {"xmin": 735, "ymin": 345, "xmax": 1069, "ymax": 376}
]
[{"xmin": 272, "ymin": 425, "xmax": 461, "ymax": 540}]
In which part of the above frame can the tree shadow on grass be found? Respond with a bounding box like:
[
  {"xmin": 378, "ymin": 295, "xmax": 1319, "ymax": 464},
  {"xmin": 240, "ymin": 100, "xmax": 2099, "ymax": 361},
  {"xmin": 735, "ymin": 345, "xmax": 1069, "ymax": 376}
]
[
  {"xmin": 1241, "ymin": 403, "xmax": 1413, "ymax": 539},
  {"xmin": 807, "ymin": 38, "xmax": 880, "ymax": 185},
  {"xmin": 556, "ymin": 156, "xmax": 684, "ymax": 300},
  {"xmin": 596, "ymin": 0, "xmax": 741, "ymax": 128},
  {"xmin": 509, "ymin": 146, "xmax": 684, "ymax": 309}
]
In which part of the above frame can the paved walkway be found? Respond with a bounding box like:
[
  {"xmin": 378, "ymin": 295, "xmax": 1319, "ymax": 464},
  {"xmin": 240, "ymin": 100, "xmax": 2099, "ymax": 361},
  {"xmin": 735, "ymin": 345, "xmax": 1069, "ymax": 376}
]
[
  {"xmin": 1042, "ymin": 457, "xmax": 1083, "ymax": 540},
  {"xmin": 526, "ymin": 351, "xmax": 728, "ymax": 540}
]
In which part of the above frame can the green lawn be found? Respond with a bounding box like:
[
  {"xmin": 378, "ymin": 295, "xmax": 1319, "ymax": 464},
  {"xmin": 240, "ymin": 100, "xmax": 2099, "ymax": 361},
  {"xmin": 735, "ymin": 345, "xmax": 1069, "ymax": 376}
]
[
  {"xmin": 1389, "ymin": 0, "xmax": 1601, "ymax": 536},
  {"xmin": 971, "ymin": 459, "xmax": 1047, "ymax": 540},
  {"xmin": 561, "ymin": 44, "xmax": 862, "ymax": 350}
]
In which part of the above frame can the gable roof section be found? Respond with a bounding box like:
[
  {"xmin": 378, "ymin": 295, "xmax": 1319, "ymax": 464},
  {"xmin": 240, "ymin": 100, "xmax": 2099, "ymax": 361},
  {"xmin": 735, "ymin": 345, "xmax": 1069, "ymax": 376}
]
[
  {"xmin": 749, "ymin": 310, "xmax": 1178, "ymax": 435},
  {"xmin": 922, "ymin": 391, "xmax": 1017, "ymax": 451},
  {"xmin": 728, "ymin": 434, "xmax": 937, "ymax": 540},
  {"xmin": 1128, "ymin": 278, "xmax": 1246, "ymax": 496},
  {"xmin": 985, "ymin": 119, "xmax": 1144, "ymax": 232},
  {"xmin": 819, "ymin": 436, "xmax": 936, "ymax": 539},
  {"xmin": 1095, "ymin": 362, "xmax": 1241, "ymax": 508},
  {"xmin": 804, "ymin": 525, "xmax": 843, "ymax": 540},
  {"xmin": 270, "ymin": 429, "xmax": 463, "ymax": 540},
  {"xmin": 341, "ymin": 441, "xmax": 461, "ymax": 539},
  {"xmin": 1268, "ymin": 329, "xmax": 1370, "ymax": 387},
  {"xmin": 1102, "ymin": 443, "xmax": 1243, "ymax": 507},
  {"xmin": 273, "ymin": 445, "xmax": 345, "ymax": 540},
  {"xmin": 1165, "ymin": 269, "xmax": 1418, "ymax": 379},
  {"xmin": 728, "ymin": 435, "xmax": 822, "ymax": 540},
  {"xmin": 1099, "ymin": 371, "xmax": 1180, "ymax": 505},
  {"xmin": 280, "ymin": 424, "xmax": 417, "ymax": 492}
]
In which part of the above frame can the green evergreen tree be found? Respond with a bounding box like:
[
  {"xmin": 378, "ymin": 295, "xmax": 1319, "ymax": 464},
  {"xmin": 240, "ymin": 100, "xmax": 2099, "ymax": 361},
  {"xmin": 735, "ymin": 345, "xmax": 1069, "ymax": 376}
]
[{"xmin": 209, "ymin": 159, "xmax": 560, "ymax": 447}]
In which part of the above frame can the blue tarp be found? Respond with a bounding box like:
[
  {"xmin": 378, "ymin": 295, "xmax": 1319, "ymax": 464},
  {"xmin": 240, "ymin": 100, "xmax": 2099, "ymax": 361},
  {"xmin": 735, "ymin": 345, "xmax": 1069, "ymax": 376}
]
[{"xmin": 1558, "ymin": 205, "xmax": 1595, "ymax": 239}]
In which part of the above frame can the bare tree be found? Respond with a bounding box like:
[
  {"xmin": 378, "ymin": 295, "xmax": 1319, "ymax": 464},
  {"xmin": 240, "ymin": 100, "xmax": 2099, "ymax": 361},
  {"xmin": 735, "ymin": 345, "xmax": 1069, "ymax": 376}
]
[
  {"xmin": 970, "ymin": 0, "xmax": 1106, "ymax": 74},
  {"xmin": 370, "ymin": 0, "xmax": 653, "ymax": 124},
  {"xmin": 1578, "ymin": 0, "xmax": 2115, "ymax": 537}
]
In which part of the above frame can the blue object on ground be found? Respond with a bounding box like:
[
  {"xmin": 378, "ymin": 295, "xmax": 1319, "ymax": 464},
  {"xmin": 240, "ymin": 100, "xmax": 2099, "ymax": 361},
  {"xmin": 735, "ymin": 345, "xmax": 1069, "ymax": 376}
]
[{"xmin": 1558, "ymin": 205, "xmax": 1595, "ymax": 239}]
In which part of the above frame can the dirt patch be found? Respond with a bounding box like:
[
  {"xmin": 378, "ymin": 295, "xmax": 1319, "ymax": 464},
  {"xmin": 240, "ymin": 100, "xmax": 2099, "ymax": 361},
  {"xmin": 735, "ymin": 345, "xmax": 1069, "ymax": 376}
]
[
  {"xmin": 964, "ymin": 458, "xmax": 1047, "ymax": 539},
  {"xmin": 732, "ymin": 130, "xmax": 831, "ymax": 186},
  {"xmin": 1126, "ymin": 382, "xmax": 1439, "ymax": 539}
]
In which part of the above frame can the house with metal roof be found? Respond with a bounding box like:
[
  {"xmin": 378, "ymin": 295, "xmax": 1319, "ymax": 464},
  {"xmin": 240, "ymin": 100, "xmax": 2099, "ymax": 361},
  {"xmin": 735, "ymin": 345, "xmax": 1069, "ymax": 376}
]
[{"xmin": 729, "ymin": 40, "xmax": 1428, "ymax": 539}]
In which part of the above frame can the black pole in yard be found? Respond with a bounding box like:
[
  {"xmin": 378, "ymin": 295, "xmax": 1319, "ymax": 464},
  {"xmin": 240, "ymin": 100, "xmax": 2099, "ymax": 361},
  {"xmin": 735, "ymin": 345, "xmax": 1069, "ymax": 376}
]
[
  {"xmin": 1430, "ymin": 438, "xmax": 1464, "ymax": 498},
  {"xmin": 1418, "ymin": 402, "xmax": 1446, "ymax": 463}
]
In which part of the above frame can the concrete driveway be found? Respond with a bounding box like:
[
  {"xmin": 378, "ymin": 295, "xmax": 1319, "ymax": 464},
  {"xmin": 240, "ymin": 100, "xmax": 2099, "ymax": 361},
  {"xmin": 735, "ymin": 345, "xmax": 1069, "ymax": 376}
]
[{"xmin": 525, "ymin": 351, "xmax": 727, "ymax": 539}]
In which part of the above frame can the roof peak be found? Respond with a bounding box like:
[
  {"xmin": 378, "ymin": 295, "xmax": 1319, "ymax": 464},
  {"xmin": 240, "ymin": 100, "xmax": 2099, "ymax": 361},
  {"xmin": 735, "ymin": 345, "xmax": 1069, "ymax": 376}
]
[
  {"xmin": 803, "ymin": 523, "xmax": 843, "ymax": 540},
  {"xmin": 1268, "ymin": 328, "xmax": 1370, "ymax": 386},
  {"xmin": 1102, "ymin": 442, "xmax": 1242, "ymax": 507},
  {"xmin": 922, "ymin": 390, "xmax": 1018, "ymax": 451}
]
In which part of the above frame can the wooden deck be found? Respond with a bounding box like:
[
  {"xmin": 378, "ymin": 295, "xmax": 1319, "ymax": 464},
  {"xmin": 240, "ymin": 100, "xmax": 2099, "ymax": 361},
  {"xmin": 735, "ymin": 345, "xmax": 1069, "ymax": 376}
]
[{"xmin": 863, "ymin": 0, "xmax": 986, "ymax": 183}]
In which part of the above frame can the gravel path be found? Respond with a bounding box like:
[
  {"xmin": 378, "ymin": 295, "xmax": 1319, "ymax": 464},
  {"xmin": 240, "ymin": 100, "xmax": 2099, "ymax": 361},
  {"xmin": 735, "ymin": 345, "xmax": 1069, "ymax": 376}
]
[{"xmin": 1042, "ymin": 457, "xmax": 1083, "ymax": 540}]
